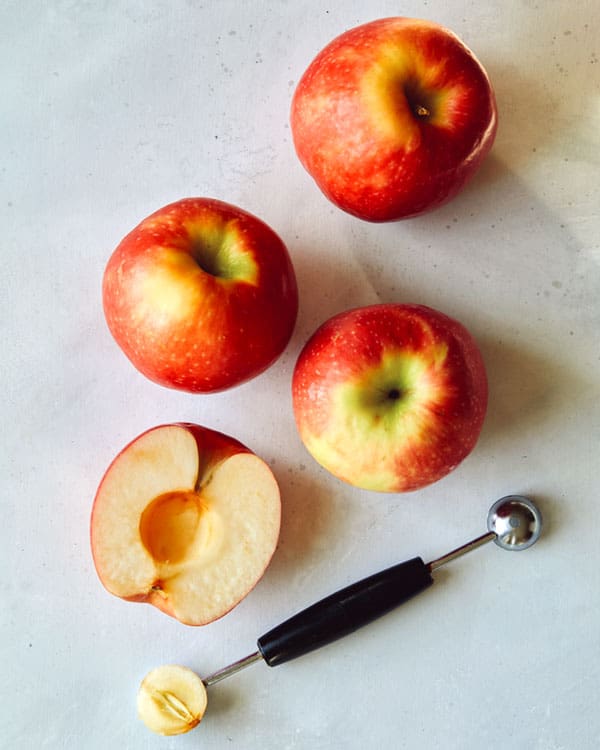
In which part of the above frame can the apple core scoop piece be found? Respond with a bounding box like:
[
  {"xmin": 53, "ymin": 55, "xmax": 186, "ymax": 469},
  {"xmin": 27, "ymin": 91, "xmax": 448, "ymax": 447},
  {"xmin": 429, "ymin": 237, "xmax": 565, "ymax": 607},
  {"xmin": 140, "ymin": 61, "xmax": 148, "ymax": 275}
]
[{"xmin": 138, "ymin": 495, "xmax": 542, "ymax": 734}]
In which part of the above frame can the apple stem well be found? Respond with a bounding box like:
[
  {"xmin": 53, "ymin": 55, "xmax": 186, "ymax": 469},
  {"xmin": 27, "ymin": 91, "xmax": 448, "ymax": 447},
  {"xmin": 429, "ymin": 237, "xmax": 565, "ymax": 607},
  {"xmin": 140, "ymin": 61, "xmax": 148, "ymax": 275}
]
[
  {"xmin": 402, "ymin": 79, "xmax": 434, "ymax": 121},
  {"xmin": 190, "ymin": 239, "xmax": 235, "ymax": 279},
  {"xmin": 185, "ymin": 222, "xmax": 257, "ymax": 282}
]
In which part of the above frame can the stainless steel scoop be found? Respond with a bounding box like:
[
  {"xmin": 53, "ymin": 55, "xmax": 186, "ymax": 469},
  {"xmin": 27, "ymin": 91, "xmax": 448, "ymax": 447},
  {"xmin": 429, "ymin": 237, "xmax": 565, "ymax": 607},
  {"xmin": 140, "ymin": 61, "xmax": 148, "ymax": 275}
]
[
  {"xmin": 487, "ymin": 495, "xmax": 542, "ymax": 550},
  {"xmin": 202, "ymin": 494, "xmax": 543, "ymax": 686}
]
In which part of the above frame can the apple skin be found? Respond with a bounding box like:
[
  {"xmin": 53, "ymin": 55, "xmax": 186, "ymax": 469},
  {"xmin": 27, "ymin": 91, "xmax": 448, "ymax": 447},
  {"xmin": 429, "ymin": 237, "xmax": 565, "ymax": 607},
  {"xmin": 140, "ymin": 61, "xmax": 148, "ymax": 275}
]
[
  {"xmin": 290, "ymin": 17, "xmax": 498, "ymax": 221},
  {"xmin": 103, "ymin": 198, "xmax": 298, "ymax": 393},
  {"xmin": 292, "ymin": 304, "xmax": 488, "ymax": 492},
  {"xmin": 90, "ymin": 423, "xmax": 281, "ymax": 626}
]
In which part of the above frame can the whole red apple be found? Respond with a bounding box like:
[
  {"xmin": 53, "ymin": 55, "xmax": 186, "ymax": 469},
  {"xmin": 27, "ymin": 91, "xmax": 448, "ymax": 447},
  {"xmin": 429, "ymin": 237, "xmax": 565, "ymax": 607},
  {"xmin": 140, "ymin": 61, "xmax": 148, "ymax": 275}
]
[
  {"xmin": 103, "ymin": 198, "xmax": 298, "ymax": 392},
  {"xmin": 292, "ymin": 304, "xmax": 488, "ymax": 492},
  {"xmin": 90, "ymin": 423, "xmax": 281, "ymax": 626},
  {"xmin": 290, "ymin": 18, "xmax": 498, "ymax": 221}
]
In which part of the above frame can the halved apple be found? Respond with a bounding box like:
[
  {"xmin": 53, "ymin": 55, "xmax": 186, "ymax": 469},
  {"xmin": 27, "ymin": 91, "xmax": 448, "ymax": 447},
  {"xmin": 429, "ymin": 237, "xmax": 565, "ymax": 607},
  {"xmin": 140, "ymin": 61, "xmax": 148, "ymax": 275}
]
[{"xmin": 90, "ymin": 423, "xmax": 281, "ymax": 625}]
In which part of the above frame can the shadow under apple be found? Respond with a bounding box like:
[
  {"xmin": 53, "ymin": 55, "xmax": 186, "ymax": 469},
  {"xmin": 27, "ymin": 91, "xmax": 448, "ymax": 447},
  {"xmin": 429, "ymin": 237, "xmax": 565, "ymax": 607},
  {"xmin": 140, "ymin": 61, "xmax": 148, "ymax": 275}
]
[
  {"xmin": 261, "ymin": 460, "xmax": 340, "ymax": 589},
  {"xmin": 287, "ymin": 241, "xmax": 384, "ymax": 347},
  {"xmin": 476, "ymin": 334, "xmax": 588, "ymax": 455}
]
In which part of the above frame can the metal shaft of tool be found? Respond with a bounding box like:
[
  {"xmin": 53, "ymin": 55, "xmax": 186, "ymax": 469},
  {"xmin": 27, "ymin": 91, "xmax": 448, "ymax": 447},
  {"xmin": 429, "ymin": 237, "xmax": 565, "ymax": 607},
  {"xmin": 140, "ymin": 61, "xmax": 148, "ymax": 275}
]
[
  {"xmin": 202, "ymin": 651, "xmax": 263, "ymax": 687},
  {"xmin": 427, "ymin": 531, "xmax": 496, "ymax": 572}
]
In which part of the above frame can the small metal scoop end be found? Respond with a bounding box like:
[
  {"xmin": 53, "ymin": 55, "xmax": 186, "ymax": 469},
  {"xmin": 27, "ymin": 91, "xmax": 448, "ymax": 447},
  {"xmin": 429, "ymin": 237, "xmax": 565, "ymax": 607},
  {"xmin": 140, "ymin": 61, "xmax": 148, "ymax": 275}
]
[{"xmin": 487, "ymin": 495, "xmax": 542, "ymax": 551}]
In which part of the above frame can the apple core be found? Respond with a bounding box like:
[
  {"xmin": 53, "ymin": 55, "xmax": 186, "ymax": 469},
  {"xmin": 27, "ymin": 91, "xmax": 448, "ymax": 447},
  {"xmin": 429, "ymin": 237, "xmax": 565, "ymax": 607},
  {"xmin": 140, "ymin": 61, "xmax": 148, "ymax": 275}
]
[
  {"xmin": 137, "ymin": 664, "xmax": 208, "ymax": 735},
  {"xmin": 140, "ymin": 490, "xmax": 206, "ymax": 565}
]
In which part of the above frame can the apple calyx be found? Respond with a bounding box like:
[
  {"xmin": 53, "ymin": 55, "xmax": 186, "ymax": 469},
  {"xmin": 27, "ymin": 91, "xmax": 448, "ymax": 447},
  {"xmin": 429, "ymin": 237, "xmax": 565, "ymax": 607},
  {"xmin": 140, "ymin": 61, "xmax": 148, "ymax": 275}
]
[{"xmin": 336, "ymin": 347, "xmax": 449, "ymax": 437}]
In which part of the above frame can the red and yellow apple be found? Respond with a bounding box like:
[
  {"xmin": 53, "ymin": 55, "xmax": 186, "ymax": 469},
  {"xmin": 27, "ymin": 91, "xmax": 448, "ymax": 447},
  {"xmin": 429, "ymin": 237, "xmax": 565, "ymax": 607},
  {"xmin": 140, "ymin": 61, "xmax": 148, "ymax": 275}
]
[
  {"xmin": 103, "ymin": 198, "xmax": 298, "ymax": 393},
  {"xmin": 90, "ymin": 423, "xmax": 281, "ymax": 625},
  {"xmin": 292, "ymin": 304, "xmax": 488, "ymax": 492},
  {"xmin": 290, "ymin": 17, "xmax": 498, "ymax": 221}
]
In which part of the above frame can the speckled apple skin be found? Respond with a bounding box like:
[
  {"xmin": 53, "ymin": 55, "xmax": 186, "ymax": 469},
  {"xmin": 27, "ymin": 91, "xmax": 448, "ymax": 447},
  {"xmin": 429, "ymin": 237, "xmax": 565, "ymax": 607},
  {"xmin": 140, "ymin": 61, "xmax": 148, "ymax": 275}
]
[
  {"xmin": 291, "ymin": 18, "xmax": 498, "ymax": 221},
  {"xmin": 103, "ymin": 198, "xmax": 298, "ymax": 393}
]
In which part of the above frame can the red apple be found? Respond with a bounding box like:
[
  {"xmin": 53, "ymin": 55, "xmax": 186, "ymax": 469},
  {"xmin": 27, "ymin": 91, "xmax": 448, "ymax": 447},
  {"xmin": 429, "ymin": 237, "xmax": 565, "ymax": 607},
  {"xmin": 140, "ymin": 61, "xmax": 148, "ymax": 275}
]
[
  {"xmin": 290, "ymin": 17, "xmax": 498, "ymax": 221},
  {"xmin": 103, "ymin": 198, "xmax": 298, "ymax": 393},
  {"xmin": 90, "ymin": 423, "xmax": 281, "ymax": 625},
  {"xmin": 292, "ymin": 304, "xmax": 488, "ymax": 492}
]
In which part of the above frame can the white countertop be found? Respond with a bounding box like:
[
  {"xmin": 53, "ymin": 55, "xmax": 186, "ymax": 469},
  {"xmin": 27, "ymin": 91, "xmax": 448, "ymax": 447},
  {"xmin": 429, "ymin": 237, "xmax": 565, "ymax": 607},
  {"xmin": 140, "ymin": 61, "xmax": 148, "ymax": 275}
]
[{"xmin": 3, "ymin": 1, "xmax": 599, "ymax": 748}]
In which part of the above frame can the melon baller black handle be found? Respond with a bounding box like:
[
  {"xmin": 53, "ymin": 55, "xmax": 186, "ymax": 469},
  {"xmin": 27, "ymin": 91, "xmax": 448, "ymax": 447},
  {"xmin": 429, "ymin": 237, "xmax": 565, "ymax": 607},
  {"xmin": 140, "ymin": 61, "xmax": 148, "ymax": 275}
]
[{"xmin": 257, "ymin": 557, "xmax": 432, "ymax": 666}]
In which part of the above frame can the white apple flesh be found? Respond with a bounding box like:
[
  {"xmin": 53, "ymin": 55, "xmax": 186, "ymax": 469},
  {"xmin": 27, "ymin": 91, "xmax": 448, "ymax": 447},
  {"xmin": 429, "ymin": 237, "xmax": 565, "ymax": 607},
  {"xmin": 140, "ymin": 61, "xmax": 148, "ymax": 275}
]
[{"xmin": 90, "ymin": 424, "xmax": 281, "ymax": 625}]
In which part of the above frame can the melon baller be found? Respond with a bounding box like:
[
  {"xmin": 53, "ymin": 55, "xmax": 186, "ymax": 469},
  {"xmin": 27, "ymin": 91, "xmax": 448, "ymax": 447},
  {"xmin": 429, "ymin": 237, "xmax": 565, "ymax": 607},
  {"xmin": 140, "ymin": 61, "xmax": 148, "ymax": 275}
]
[{"xmin": 139, "ymin": 495, "xmax": 542, "ymax": 733}]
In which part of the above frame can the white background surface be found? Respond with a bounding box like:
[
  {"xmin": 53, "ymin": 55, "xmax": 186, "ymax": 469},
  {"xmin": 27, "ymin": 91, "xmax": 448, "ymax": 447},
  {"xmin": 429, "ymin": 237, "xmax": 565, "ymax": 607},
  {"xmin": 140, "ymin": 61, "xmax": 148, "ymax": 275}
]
[{"xmin": 3, "ymin": 1, "xmax": 599, "ymax": 748}]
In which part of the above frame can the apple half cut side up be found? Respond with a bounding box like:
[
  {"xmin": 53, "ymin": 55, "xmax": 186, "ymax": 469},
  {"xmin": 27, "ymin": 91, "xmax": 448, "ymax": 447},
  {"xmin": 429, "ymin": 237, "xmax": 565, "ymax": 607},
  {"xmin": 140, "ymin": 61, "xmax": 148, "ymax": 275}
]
[{"xmin": 90, "ymin": 424, "xmax": 281, "ymax": 626}]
